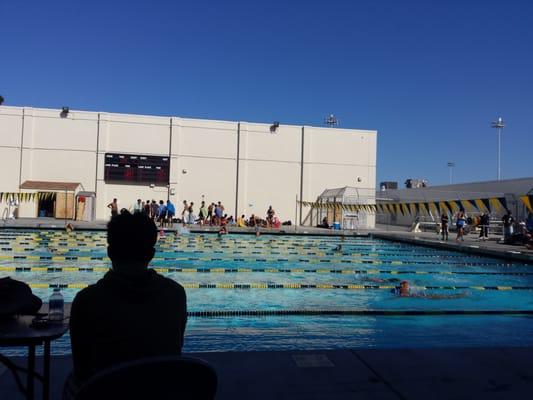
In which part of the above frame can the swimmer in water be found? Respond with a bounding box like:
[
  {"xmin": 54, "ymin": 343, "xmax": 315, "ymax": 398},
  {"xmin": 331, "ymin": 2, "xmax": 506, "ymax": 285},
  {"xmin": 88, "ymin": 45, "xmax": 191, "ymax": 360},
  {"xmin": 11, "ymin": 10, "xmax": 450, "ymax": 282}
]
[
  {"xmin": 218, "ymin": 226, "xmax": 228, "ymax": 237},
  {"xmin": 392, "ymin": 280, "xmax": 467, "ymax": 299},
  {"xmin": 333, "ymin": 244, "xmax": 343, "ymax": 252}
]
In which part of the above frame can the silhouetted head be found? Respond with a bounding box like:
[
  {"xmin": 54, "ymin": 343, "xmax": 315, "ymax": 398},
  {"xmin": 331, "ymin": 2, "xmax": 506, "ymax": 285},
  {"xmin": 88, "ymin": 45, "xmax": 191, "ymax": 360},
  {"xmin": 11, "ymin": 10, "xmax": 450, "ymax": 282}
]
[{"xmin": 107, "ymin": 210, "xmax": 157, "ymax": 270}]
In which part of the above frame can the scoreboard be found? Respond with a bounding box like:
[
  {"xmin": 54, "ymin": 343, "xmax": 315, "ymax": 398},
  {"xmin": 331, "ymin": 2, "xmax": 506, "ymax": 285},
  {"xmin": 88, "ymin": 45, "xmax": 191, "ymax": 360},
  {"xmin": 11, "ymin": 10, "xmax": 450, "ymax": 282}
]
[{"xmin": 104, "ymin": 153, "xmax": 169, "ymax": 185}]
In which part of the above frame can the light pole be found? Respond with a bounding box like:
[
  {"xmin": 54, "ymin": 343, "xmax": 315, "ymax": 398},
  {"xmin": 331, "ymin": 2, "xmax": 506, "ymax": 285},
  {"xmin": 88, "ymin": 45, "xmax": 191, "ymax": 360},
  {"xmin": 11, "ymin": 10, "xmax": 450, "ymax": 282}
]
[
  {"xmin": 447, "ymin": 162, "xmax": 455, "ymax": 185},
  {"xmin": 491, "ymin": 116, "xmax": 504, "ymax": 180}
]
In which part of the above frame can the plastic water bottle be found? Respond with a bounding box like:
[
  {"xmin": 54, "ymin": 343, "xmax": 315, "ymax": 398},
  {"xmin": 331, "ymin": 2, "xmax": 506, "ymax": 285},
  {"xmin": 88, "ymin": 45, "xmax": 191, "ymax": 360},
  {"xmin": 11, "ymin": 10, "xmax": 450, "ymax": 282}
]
[{"xmin": 48, "ymin": 288, "xmax": 64, "ymax": 323}]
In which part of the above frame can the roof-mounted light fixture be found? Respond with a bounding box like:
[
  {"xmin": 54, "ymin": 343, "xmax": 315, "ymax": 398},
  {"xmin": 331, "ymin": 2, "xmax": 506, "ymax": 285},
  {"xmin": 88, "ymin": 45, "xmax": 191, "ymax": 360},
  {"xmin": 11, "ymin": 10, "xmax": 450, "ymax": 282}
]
[
  {"xmin": 270, "ymin": 121, "xmax": 280, "ymax": 133},
  {"xmin": 324, "ymin": 114, "xmax": 339, "ymax": 127}
]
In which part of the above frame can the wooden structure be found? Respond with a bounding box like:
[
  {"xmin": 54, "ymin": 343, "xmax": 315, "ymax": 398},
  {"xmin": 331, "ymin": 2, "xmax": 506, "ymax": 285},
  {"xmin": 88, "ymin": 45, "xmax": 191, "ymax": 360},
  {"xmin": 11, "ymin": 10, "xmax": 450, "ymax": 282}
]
[{"xmin": 19, "ymin": 181, "xmax": 81, "ymax": 220}]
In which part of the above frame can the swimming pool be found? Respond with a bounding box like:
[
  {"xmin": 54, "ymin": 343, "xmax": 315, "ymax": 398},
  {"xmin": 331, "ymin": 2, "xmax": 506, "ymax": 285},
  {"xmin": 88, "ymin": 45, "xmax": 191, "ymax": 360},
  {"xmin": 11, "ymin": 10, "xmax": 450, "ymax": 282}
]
[{"xmin": 1, "ymin": 229, "xmax": 533, "ymax": 355}]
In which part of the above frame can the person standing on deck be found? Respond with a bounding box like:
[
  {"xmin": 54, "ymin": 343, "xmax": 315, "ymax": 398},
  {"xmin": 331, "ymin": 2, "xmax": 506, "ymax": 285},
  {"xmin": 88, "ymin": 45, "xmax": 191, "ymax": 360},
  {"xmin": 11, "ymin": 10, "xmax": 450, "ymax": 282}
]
[
  {"xmin": 166, "ymin": 200, "xmax": 175, "ymax": 228},
  {"xmin": 198, "ymin": 201, "xmax": 207, "ymax": 226},
  {"xmin": 133, "ymin": 199, "xmax": 142, "ymax": 214},
  {"xmin": 502, "ymin": 210, "xmax": 514, "ymax": 242},
  {"xmin": 440, "ymin": 213, "xmax": 449, "ymax": 240},
  {"xmin": 455, "ymin": 210, "xmax": 467, "ymax": 241},
  {"xmin": 187, "ymin": 202, "xmax": 195, "ymax": 224},
  {"xmin": 181, "ymin": 200, "xmax": 189, "ymax": 226},
  {"xmin": 479, "ymin": 212, "xmax": 490, "ymax": 240},
  {"xmin": 150, "ymin": 200, "xmax": 159, "ymax": 221},
  {"xmin": 107, "ymin": 198, "xmax": 118, "ymax": 218}
]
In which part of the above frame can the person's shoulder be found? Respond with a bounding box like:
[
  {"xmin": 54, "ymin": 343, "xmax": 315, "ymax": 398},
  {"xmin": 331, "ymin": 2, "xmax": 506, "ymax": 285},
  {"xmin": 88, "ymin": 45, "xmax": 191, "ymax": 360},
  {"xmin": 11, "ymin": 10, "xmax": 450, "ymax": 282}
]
[
  {"xmin": 152, "ymin": 273, "xmax": 186, "ymax": 295},
  {"xmin": 71, "ymin": 280, "xmax": 103, "ymax": 307}
]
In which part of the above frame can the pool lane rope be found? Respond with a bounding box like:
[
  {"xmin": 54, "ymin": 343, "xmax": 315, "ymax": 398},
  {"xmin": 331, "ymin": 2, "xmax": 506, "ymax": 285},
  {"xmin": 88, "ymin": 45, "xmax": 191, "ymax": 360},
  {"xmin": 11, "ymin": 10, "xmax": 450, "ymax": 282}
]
[
  {"xmin": 4, "ymin": 266, "xmax": 533, "ymax": 276},
  {"xmin": 185, "ymin": 309, "xmax": 533, "ymax": 317},
  {"xmin": 0, "ymin": 240, "xmax": 465, "ymax": 253},
  {"xmin": 0, "ymin": 250, "xmax": 478, "ymax": 261},
  {"xmin": 26, "ymin": 283, "xmax": 533, "ymax": 290},
  {"xmin": 0, "ymin": 254, "xmax": 507, "ymax": 265}
]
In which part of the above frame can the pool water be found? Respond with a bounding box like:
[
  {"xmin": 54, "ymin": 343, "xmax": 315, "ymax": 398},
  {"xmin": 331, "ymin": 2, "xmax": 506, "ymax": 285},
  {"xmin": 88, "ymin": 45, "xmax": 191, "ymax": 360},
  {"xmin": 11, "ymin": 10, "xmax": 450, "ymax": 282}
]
[{"xmin": 1, "ymin": 229, "xmax": 533, "ymax": 354}]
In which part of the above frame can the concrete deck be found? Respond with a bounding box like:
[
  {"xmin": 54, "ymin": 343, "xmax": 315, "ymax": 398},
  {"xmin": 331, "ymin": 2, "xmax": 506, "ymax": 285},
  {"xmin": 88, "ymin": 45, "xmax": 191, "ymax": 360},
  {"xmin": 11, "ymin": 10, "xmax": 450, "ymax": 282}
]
[
  {"xmin": 0, "ymin": 217, "xmax": 360, "ymax": 236},
  {"xmin": 372, "ymin": 229, "xmax": 533, "ymax": 263},
  {"xmin": 1, "ymin": 347, "xmax": 533, "ymax": 399}
]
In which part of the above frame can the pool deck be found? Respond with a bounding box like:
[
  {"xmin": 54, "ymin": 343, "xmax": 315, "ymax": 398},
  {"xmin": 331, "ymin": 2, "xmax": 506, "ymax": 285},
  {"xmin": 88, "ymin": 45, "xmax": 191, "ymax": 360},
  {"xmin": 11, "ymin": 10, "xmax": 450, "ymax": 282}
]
[
  {"xmin": 0, "ymin": 217, "xmax": 348, "ymax": 236},
  {"xmin": 1, "ymin": 347, "xmax": 533, "ymax": 399},
  {"xmin": 372, "ymin": 229, "xmax": 533, "ymax": 263}
]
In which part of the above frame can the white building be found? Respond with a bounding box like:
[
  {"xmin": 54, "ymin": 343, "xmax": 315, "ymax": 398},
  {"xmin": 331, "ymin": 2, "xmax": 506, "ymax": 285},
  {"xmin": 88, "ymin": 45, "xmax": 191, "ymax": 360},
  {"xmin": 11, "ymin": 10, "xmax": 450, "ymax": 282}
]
[{"xmin": 0, "ymin": 106, "xmax": 377, "ymax": 226}]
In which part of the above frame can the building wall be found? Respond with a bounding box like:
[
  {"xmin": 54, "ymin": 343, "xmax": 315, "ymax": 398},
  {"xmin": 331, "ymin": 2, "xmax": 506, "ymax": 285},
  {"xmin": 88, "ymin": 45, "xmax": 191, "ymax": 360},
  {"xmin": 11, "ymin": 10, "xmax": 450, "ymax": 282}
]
[
  {"xmin": 0, "ymin": 107, "xmax": 23, "ymax": 195},
  {"xmin": 238, "ymin": 123, "xmax": 302, "ymax": 221},
  {"xmin": 173, "ymin": 118, "xmax": 238, "ymax": 217},
  {"xmin": 301, "ymin": 126, "xmax": 377, "ymax": 226},
  {"xmin": 0, "ymin": 105, "xmax": 377, "ymax": 224}
]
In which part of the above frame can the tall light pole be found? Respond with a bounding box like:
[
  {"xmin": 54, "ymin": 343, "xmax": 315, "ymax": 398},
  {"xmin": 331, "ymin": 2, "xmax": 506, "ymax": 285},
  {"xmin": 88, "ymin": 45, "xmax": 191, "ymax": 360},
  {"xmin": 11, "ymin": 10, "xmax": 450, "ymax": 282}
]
[
  {"xmin": 491, "ymin": 116, "xmax": 504, "ymax": 180},
  {"xmin": 447, "ymin": 162, "xmax": 455, "ymax": 184}
]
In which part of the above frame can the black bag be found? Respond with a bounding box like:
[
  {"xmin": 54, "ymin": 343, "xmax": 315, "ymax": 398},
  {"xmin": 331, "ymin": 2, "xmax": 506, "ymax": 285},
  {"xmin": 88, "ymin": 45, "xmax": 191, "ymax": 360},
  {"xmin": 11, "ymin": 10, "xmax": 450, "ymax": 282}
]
[{"xmin": 0, "ymin": 277, "xmax": 43, "ymax": 318}]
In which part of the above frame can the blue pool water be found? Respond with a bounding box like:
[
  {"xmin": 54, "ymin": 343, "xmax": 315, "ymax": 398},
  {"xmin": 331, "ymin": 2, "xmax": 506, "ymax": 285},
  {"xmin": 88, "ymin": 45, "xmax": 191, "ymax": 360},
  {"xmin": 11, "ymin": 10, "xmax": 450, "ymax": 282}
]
[{"xmin": 1, "ymin": 229, "xmax": 533, "ymax": 354}]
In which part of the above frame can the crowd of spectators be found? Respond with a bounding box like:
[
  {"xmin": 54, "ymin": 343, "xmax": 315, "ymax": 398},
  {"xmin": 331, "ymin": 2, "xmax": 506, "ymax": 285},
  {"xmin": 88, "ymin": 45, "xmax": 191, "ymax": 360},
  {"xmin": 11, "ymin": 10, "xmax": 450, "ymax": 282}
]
[
  {"xmin": 436, "ymin": 208, "xmax": 533, "ymax": 250},
  {"xmin": 108, "ymin": 198, "xmax": 176, "ymax": 227},
  {"xmin": 108, "ymin": 198, "xmax": 286, "ymax": 230}
]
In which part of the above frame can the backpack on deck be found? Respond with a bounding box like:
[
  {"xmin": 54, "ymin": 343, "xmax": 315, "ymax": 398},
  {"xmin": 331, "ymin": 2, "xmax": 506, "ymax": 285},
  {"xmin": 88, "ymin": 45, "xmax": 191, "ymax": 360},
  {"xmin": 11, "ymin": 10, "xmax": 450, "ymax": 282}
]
[{"xmin": 0, "ymin": 277, "xmax": 43, "ymax": 318}]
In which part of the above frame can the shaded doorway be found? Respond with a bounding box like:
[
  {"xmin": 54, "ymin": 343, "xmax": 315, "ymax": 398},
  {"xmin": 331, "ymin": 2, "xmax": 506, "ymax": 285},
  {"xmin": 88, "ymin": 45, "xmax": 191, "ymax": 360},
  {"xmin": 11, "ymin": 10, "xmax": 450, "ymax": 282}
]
[{"xmin": 38, "ymin": 195, "xmax": 55, "ymax": 217}]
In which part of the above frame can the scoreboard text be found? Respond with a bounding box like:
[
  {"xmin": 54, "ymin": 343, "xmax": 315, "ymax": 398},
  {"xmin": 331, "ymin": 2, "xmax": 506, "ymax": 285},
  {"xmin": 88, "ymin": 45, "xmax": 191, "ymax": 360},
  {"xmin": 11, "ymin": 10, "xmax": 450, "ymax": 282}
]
[{"xmin": 104, "ymin": 153, "xmax": 170, "ymax": 185}]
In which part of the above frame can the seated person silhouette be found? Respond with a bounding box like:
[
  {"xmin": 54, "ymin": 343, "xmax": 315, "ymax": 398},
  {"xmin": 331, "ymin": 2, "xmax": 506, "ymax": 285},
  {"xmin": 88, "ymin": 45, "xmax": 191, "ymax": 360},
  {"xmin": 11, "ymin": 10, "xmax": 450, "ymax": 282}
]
[{"xmin": 69, "ymin": 210, "xmax": 187, "ymax": 385}]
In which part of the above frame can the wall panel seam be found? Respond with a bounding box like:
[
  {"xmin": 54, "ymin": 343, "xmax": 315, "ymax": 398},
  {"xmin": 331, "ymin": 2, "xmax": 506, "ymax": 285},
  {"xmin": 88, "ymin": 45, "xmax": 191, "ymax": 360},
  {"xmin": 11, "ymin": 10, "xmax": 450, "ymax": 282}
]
[{"xmin": 21, "ymin": 147, "xmax": 96, "ymax": 153}]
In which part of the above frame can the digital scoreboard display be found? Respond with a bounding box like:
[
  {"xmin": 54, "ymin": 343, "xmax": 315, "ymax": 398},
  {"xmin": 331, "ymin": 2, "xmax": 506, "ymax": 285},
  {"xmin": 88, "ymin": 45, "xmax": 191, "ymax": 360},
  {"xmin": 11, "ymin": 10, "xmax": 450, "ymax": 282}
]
[{"xmin": 104, "ymin": 153, "xmax": 169, "ymax": 185}]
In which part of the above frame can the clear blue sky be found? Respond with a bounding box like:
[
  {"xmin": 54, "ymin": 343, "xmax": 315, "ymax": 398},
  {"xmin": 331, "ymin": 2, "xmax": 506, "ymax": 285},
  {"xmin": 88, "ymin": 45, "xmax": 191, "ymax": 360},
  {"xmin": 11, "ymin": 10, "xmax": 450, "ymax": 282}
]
[{"xmin": 1, "ymin": 0, "xmax": 532, "ymax": 187}]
